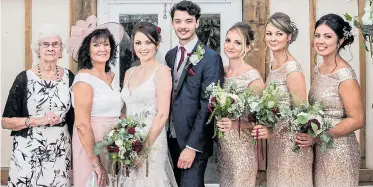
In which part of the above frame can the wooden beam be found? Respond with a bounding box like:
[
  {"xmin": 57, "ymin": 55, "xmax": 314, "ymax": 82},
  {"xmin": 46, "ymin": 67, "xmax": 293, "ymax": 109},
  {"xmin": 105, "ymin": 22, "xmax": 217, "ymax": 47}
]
[
  {"xmin": 242, "ymin": 0, "xmax": 270, "ymax": 171},
  {"xmin": 309, "ymin": 0, "xmax": 316, "ymax": 82},
  {"xmin": 357, "ymin": 0, "xmax": 366, "ymax": 163},
  {"xmin": 243, "ymin": 0, "xmax": 270, "ymax": 79},
  {"xmin": 69, "ymin": 0, "xmax": 97, "ymax": 73},
  {"xmin": 25, "ymin": 0, "xmax": 32, "ymax": 69},
  {"xmin": 69, "ymin": 0, "xmax": 75, "ymax": 72}
]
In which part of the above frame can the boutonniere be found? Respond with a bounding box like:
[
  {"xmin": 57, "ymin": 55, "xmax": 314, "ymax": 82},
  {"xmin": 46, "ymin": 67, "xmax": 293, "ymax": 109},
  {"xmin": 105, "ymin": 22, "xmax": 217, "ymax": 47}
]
[{"xmin": 185, "ymin": 43, "xmax": 205, "ymax": 69}]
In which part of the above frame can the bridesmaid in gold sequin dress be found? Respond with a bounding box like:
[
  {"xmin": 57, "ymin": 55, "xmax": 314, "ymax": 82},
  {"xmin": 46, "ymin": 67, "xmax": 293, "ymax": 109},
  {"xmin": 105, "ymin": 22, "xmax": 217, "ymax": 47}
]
[
  {"xmin": 215, "ymin": 23, "xmax": 268, "ymax": 187},
  {"xmin": 310, "ymin": 14, "xmax": 364, "ymax": 187},
  {"xmin": 264, "ymin": 13, "xmax": 313, "ymax": 187}
]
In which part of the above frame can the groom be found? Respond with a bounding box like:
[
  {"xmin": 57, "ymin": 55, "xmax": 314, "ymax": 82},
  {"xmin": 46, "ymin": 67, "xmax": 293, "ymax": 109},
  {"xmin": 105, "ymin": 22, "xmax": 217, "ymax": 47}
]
[{"xmin": 166, "ymin": 1, "xmax": 224, "ymax": 187}]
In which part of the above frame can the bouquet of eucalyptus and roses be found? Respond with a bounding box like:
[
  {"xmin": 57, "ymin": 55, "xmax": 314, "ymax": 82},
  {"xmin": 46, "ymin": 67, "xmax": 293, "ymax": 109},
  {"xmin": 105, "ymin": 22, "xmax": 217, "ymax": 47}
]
[
  {"xmin": 205, "ymin": 81, "xmax": 246, "ymax": 138},
  {"xmin": 345, "ymin": 0, "xmax": 373, "ymax": 58},
  {"xmin": 94, "ymin": 113, "xmax": 148, "ymax": 177},
  {"xmin": 243, "ymin": 82, "xmax": 282, "ymax": 144},
  {"xmin": 282, "ymin": 103, "xmax": 333, "ymax": 152}
]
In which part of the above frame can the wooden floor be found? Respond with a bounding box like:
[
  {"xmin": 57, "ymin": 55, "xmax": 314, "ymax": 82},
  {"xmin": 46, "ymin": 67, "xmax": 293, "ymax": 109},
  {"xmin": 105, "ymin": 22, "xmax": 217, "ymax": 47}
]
[{"xmin": 1, "ymin": 167, "xmax": 373, "ymax": 186}]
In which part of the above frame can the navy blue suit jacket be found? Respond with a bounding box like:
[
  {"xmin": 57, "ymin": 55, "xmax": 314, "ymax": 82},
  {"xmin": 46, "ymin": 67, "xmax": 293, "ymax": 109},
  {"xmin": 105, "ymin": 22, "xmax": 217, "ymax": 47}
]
[{"xmin": 165, "ymin": 41, "xmax": 224, "ymax": 157}]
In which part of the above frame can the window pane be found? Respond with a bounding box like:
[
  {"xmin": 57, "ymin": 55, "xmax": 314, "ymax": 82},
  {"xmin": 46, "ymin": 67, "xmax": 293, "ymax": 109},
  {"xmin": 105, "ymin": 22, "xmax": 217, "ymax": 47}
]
[
  {"xmin": 118, "ymin": 14, "xmax": 158, "ymax": 89},
  {"xmin": 197, "ymin": 14, "xmax": 221, "ymax": 54}
]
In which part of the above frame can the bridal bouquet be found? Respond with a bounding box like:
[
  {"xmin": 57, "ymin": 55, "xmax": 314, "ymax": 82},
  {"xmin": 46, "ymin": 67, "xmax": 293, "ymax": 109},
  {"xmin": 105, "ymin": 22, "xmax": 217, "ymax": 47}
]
[
  {"xmin": 243, "ymin": 83, "xmax": 282, "ymax": 144},
  {"xmin": 94, "ymin": 113, "xmax": 148, "ymax": 177},
  {"xmin": 282, "ymin": 103, "xmax": 333, "ymax": 152},
  {"xmin": 205, "ymin": 81, "xmax": 246, "ymax": 138}
]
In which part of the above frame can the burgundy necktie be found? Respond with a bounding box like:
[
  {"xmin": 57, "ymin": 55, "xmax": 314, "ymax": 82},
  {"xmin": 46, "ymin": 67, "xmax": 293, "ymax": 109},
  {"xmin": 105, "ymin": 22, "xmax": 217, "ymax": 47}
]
[{"xmin": 177, "ymin": 46, "xmax": 185, "ymax": 71}]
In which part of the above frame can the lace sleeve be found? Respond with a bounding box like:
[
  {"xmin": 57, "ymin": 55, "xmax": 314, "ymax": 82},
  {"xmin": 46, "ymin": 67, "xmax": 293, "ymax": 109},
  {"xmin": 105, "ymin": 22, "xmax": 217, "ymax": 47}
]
[
  {"xmin": 2, "ymin": 71, "xmax": 27, "ymax": 118},
  {"xmin": 66, "ymin": 70, "xmax": 75, "ymax": 136}
]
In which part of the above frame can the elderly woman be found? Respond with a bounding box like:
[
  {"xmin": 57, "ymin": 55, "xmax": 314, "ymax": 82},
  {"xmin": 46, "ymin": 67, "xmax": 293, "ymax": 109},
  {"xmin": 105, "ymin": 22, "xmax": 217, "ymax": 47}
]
[{"xmin": 1, "ymin": 23, "xmax": 74, "ymax": 186}]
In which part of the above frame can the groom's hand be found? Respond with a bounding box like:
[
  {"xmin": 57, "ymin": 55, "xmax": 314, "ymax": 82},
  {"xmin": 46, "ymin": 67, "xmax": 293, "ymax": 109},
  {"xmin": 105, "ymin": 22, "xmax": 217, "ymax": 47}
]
[{"xmin": 177, "ymin": 147, "xmax": 196, "ymax": 169}]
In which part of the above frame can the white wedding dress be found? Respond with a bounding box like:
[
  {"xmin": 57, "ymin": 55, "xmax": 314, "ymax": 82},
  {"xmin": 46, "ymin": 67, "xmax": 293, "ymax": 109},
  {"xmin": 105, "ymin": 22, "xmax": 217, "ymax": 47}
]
[{"xmin": 119, "ymin": 65, "xmax": 178, "ymax": 187}]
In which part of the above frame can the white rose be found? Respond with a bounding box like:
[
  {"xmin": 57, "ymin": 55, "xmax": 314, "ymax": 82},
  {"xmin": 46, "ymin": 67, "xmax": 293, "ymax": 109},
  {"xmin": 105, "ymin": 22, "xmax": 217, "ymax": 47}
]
[
  {"xmin": 118, "ymin": 149, "xmax": 126, "ymax": 159},
  {"xmin": 267, "ymin": 101, "xmax": 275, "ymax": 108},
  {"xmin": 108, "ymin": 130, "xmax": 115, "ymax": 137},
  {"xmin": 115, "ymin": 139, "xmax": 123, "ymax": 147},
  {"xmin": 362, "ymin": 5, "xmax": 373, "ymax": 25},
  {"xmin": 189, "ymin": 55, "xmax": 199, "ymax": 65},
  {"xmin": 228, "ymin": 94, "xmax": 239, "ymax": 104},
  {"xmin": 249, "ymin": 101, "xmax": 259, "ymax": 112},
  {"xmin": 218, "ymin": 92, "xmax": 228, "ymax": 105}
]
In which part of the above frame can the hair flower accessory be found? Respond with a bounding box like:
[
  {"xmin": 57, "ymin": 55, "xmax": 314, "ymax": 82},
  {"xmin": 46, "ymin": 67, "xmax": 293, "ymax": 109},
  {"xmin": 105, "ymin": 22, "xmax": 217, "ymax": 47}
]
[
  {"xmin": 67, "ymin": 15, "xmax": 127, "ymax": 62},
  {"xmin": 345, "ymin": 0, "xmax": 373, "ymax": 58},
  {"xmin": 157, "ymin": 26, "xmax": 162, "ymax": 34}
]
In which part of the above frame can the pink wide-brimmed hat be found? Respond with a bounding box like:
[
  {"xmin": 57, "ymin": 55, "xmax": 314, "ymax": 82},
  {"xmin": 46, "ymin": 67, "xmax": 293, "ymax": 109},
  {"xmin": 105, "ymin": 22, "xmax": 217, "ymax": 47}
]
[{"xmin": 67, "ymin": 15, "xmax": 126, "ymax": 62}]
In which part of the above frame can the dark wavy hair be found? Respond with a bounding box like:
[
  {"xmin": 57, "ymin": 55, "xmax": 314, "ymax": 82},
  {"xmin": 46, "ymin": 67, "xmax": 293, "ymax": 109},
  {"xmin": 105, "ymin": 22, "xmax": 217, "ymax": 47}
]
[
  {"xmin": 170, "ymin": 0, "xmax": 201, "ymax": 20},
  {"xmin": 77, "ymin": 28, "xmax": 118, "ymax": 72},
  {"xmin": 131, "ymin": 21, "xmax": 161, "ymax": 61},
  {"xmin": 315, "ymin": 13, "xmax": 354, "ymax": 51}
]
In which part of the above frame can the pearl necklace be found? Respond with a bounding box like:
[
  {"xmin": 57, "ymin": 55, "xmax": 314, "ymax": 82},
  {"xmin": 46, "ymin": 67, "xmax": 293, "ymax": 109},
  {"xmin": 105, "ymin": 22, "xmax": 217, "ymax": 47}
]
[{"xmin": 37, "ymin": 64, "xmax": 60, "ymax": 111}]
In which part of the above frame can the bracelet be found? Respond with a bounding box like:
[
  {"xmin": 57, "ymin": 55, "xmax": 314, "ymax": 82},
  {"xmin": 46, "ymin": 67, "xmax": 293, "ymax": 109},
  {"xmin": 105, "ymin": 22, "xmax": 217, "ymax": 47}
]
[
  {"xmin": 25, "ymin": 118, "xmax": 31, "ymax": 128},
  {"xmin": 92, "ymin": 162, "xmax": 101, "ymax": 168}
]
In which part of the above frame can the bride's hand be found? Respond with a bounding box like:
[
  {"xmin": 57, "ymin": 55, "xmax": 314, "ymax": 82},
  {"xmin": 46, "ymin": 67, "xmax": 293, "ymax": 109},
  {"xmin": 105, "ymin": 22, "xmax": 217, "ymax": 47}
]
[
  {"xmin": 134, "ymin": 159, "xmax": 143, "ymax": 169},
  {"xmin": 93, "ymin": 162, "xmax": 108, "ymax": 187}
]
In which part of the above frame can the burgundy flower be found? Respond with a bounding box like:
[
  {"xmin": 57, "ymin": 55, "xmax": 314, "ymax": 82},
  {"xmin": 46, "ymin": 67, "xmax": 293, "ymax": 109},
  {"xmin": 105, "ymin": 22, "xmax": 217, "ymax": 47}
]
[
  {"xmin": 106, "ymin": 145, "xmax": 112, "ymax": 152},
  {"xmin": 157, "ymin": 26, "xmax": 161, "ymax": 34},
  {"xmin": 106, "ymin": 145, "xmax": 120, "ymax": 153},
  {"xmin": 187, "ymin": 53, "xmax": 192, "ymax": 57},
  {"xmin": 210, "ymin": 97, "xmax": 217, "ymax": 104},
  {"xmin": 132, "ymin": 140, "xmax": 143, "ymax": 153},
  {"xmin": 127, "ymin": 127, "xmax": 136, "ymax": 135},
  {"xmin": 307, "ymin": 119, "xmax": 321, "ymax": 131},
  {"xmin": 272, "ymin": 107, "xmax": 281, "ymax": 117},
  {"xmin": 247, "ymin": 113, "xmax": 257, "ymax": 123},
  {"xmin": 113, "ymin": 145, "xmax": 120, "ymax": 153}
]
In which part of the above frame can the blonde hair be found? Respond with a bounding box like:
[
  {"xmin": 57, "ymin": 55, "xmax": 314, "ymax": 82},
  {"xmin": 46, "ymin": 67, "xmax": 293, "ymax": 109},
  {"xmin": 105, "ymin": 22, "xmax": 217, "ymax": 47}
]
[
  {"xmin": 227, "ymin": 22, "xmax": 255, "ymax": 57},
  {"xmin": 267, "ymin": 12, "xmax": 298, "ymax": 44}
]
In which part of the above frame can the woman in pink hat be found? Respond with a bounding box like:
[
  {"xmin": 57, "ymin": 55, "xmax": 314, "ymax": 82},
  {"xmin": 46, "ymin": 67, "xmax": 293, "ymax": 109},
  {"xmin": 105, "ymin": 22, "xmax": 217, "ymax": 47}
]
[{"xmin": 68, "ymin": 15, "xmax": 126, "ymax": 187}]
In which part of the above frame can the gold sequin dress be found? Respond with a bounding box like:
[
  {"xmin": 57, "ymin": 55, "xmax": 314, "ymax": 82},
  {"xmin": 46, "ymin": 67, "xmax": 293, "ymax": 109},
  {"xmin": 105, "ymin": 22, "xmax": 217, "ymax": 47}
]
[
  {"xmin": 217, "ymin": 69, "xmax": 262, "ymax": 187},
  {"xmin": 266, "ymin": 61, "xmax": 313, "ymax": 187},
  {"xmin": 309, "ymin": 66, "xmax": 360, "ymax": 187}
]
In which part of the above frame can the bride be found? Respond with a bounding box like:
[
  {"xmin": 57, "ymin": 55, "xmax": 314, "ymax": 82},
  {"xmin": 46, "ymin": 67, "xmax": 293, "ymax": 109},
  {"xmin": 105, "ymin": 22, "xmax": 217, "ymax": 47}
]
[{"xmin": 119, "ymin": 21, "xmax": 177, "ymax": 187}]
